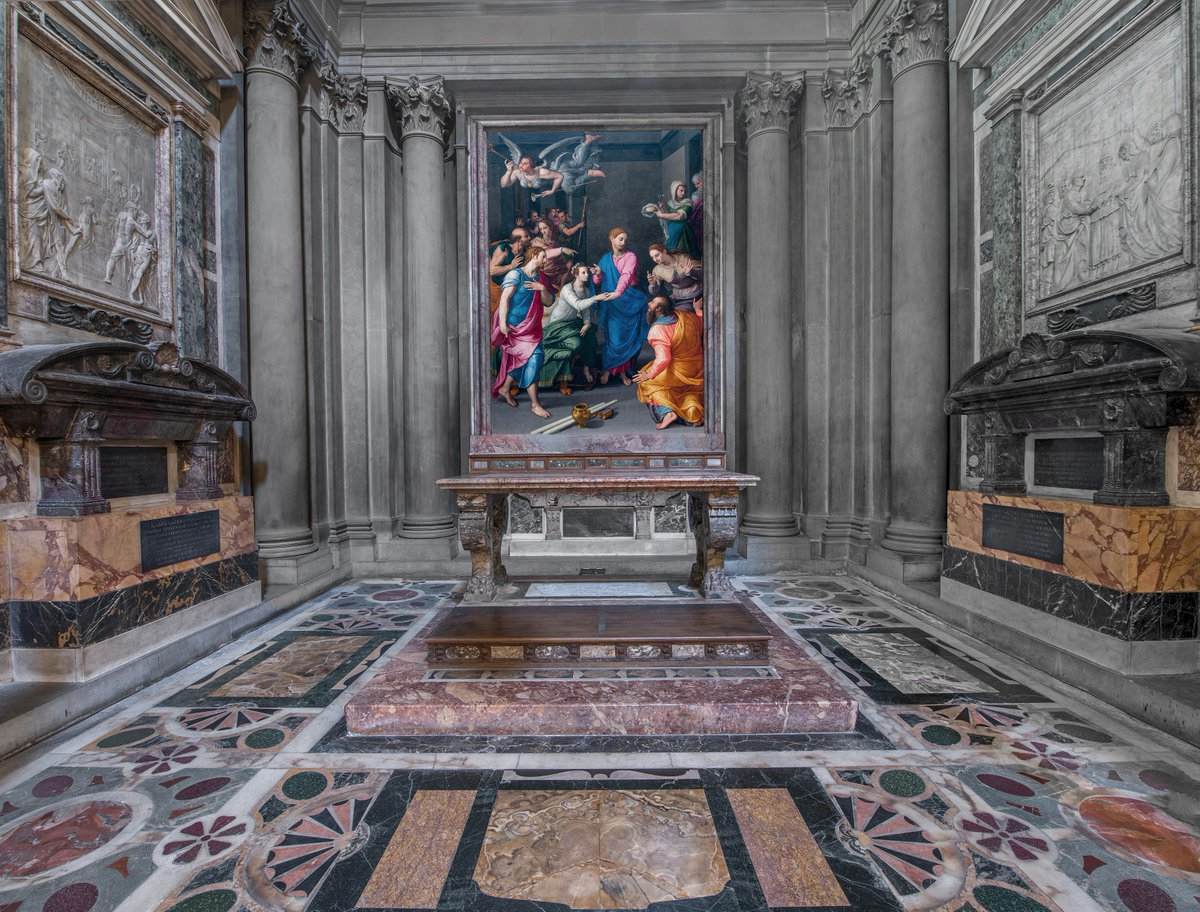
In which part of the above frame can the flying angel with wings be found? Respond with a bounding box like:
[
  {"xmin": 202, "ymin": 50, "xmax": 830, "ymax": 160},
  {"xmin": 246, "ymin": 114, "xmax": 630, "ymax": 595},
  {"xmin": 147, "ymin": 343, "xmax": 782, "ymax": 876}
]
[{"xmin": 497, "ymin": 133, "xmax": 606, "ymax": 200}]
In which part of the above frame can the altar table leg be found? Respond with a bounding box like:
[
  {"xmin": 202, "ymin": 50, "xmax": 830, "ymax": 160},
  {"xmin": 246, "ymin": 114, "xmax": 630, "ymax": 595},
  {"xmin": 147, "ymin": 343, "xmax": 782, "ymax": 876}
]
[
  {"xmin": 457, "ymin": 493, "xmax": 507, "ymax": 602},
  {"xmin": 690, "ymin": 491, "xmax": 738, "ymax": 597}
]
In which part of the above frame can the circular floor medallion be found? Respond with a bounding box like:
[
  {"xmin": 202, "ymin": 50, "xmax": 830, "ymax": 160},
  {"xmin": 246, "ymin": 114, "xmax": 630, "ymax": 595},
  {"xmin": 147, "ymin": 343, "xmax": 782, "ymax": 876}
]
[{"xmin": 0, "ymin": 791, "xmax": 153, "ymax": 888}]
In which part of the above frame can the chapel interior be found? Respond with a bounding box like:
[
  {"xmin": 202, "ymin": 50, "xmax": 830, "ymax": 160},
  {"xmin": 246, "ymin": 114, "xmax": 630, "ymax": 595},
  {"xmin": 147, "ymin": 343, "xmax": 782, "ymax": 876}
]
[{"xmin": 2, "ymin": 1, "xmax": 1200, "ymax": 910}]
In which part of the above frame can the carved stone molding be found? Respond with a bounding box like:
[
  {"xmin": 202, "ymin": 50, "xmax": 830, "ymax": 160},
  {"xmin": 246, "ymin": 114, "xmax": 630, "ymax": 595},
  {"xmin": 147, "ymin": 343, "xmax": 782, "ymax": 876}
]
[
  {"xmin": 878, "ymin": 0, "xmax": 947, "ymax": 79},
  {"xmin": 822, "ymin": 55, "xmax": 873, "ymax": 128},
  {"xmin": 244, "ymin": 0, "xmax": 313, "ymax": 83},
  {"xmin": 738, "ymin": 71, "xmax": 805, "ymax": 138},
  {"xmin": 48, "ymin": 299, "xmax": 154, "ymax": 345},
  {"xmin": 317, "ymin": 63, "xmax": 368, "ymax": 132},
  {"xmin": 386, "ymin": 75, "xmax": 454, "ymax": 147}
]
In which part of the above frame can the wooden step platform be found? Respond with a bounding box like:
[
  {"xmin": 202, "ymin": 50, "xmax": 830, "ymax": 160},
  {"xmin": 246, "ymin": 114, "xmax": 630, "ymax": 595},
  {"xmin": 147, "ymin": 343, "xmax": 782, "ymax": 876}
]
[{"xmin": 424, "ymin": 601, "xmax": 772, "ymax": 665}]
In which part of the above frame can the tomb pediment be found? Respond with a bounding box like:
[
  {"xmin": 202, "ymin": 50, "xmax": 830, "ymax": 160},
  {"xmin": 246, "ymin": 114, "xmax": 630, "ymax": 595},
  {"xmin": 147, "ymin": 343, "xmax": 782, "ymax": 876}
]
[{"xmin": 0, "ymin": 341, "xmax": 255, "ymax": 440}]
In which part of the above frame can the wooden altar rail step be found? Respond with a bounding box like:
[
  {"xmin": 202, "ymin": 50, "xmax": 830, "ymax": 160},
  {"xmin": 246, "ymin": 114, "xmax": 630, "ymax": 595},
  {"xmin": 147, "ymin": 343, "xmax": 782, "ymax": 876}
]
[{"xmin": 424, "ymin": 602, "xmax": 772, "ymax": 666}]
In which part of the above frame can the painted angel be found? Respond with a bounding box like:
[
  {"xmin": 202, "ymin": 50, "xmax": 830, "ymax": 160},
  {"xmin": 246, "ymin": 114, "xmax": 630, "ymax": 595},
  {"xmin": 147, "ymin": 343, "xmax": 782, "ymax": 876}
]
[{"xmin": 497, "ymin": 133, "xmax": 605, "ymax": 200}]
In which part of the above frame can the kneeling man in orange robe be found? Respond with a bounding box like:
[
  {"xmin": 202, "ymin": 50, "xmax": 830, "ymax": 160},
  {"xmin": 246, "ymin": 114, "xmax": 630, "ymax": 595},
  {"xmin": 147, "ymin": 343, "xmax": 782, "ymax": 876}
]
[{"xmin": 633, "ymin": 295, "xmax": 705, "ymax": 430}]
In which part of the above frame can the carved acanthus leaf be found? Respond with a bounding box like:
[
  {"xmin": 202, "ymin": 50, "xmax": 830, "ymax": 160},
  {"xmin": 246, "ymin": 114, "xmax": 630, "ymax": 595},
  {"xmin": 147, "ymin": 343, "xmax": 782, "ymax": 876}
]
[
  {"xmin": 822, "ymin": 55, "xmax": 872, "ymax": 127},
  {"xmin": 317, "ymin": 63, "xmax": 368, "ymax": 132},
  {"xmin": 739, "ymin": 71, "xmax": 805, "ymax": 137},
  {"xmin": 244, "ymin": 1, "xmax": 314, "ymax": 82},
  {"xmin": 386, "ymin": 75, "xmax": 454, "ymax": 147},
  {"xmin": 878, "ymin": 0, "xmax": 947, "ymax": 78}
]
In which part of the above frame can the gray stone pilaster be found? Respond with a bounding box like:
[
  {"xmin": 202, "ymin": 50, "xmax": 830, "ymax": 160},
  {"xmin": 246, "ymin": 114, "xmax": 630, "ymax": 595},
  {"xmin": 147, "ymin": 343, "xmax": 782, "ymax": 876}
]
[
  {"xmin": 873, "ymin": 0, "xmax": 951, "ymax": 580},
  {"xmin": 244, "ymin": 1, "xmax": 317, "ymax": 560},
  {"xmin": 738, "ymin": 71, "xmax": 805, "ymax": 547},
  {"xmin": 388, "ymin": 76, "xmax": 457, "ymax": 547}
]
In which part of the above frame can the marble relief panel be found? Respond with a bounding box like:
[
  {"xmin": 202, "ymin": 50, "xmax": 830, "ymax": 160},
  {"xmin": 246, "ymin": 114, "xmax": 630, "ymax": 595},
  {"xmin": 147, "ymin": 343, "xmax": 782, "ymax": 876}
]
[
  {"xmin": 1028, "ymin": 14, "xmax": 1187, "ymax": 311},
  {"xmin": 14, "ymin": 24, "xmax": 169, "ymax": 318}
]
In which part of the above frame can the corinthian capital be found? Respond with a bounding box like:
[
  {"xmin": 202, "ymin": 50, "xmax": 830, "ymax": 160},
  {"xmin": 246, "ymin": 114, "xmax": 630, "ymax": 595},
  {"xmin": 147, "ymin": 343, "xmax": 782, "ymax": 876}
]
[
  {"xmin": 318, "ymin": 63, "xmax": 368, "ymax": 132},
  {"xmin": 244, "ymin": 1, "xmax": 313, "ymax": 82},
  {"xmin": 878, "ymin": 0, "xmax": 947, "ymax": 78},
  {"xmin": 739, "ymin": 71, "xmax": 805, "ymax": 138},
  {"xmin": 822, "ymin": 54, "xmax": 873, "ymax": 128},
  {"xmin": 386, "ymin": 75, "xmax": 454, "ymax": 147}
]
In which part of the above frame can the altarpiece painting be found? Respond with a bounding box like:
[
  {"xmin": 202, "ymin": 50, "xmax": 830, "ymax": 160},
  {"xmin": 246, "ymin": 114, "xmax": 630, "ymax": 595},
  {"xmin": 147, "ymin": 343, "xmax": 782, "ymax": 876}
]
[{"xmin": 469, "ymin": 117, "xmax": 724, "ymax": 461}]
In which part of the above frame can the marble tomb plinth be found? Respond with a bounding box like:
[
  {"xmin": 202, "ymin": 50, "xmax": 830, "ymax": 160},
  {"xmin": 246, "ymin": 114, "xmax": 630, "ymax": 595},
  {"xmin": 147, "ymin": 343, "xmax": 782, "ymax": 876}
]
[{"xmin": 344, "ymin": 602, "xmax": 858, "ymax": 736}]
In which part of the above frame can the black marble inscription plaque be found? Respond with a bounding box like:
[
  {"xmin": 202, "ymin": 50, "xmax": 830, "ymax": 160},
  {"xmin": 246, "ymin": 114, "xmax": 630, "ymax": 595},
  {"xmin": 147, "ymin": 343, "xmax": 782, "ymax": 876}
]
[
  {"xmin": 982, "ymin": 503, "xmax": 1064, "ymax": 564},
  {"xmin": 562, "ymin": 507, "xmax": 635, "ymax": 538},
  {"xmin": 100, "ymin": 446, "xmax": 168, "ymax": 499},
  {"xmin": 1033, "ymin": 437, "xmax": 1105, "ymax": 490},
  {"xmin": 140, "ymin": 510, "xmax": 220, "ymax": 572}
]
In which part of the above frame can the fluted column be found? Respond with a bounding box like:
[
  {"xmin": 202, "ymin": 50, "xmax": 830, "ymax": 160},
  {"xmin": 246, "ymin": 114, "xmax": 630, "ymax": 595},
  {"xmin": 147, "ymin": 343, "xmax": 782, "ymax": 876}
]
[
  {"xmin": 244, "ymin": 1, "xmax": 316, "ymax": 558},
  {"xmin": 878, "ymin": 0, "xmax": 951, "ymax": 575},
  {"xmin": 388, "ymin": 76, "xmax": 457, "ymax": 542},
  {"xmin": 739, "ymin": 72, "xmax": 805, "ymax": 540}
]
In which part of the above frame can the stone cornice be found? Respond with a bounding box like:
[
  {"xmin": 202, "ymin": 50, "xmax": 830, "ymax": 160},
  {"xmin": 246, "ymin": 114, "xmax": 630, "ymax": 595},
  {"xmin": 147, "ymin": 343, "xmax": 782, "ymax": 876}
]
[
  {"xmin": 318, "ymin": 62, "xmax": 368, "ymax": 131},
  {"xmin": 878, "ymin": 0, "xmax": 947, "ymax": 78},
  {"xmin": 244, "ymin": 0, "xmax": 314, "ymax": 82},
  {"xmin": 738, "ymin": 70, "xmax": 805, "ymax": 138},
  {"xmin": 386, "ymin": 75, "xmax": 454, "ymax": 147}
]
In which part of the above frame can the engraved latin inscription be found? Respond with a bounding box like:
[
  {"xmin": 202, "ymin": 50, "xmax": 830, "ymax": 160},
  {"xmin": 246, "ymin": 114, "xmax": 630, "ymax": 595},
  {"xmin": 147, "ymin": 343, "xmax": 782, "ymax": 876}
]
[
  {"xmin": 140, "ymin": 510, "xmax": 220, "ymax": 572},
  {"xmin": 981, "ymin": 504, "xmax": 1065, "ymax": 564},
  {"xmin": 1033, "ymin": 437, "xmax": 1105, "ymax": 491}
]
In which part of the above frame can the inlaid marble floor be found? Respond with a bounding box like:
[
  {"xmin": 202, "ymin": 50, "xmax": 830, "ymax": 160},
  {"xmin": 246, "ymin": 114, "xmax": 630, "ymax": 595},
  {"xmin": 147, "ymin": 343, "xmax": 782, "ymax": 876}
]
[{"xmin": 2, "ymin": 574, "xmax": 1199, "ymax": 911}]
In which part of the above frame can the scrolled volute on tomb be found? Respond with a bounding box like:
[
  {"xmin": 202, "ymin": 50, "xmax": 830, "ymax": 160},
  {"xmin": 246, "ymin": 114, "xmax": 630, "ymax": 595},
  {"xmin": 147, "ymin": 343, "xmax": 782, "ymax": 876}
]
[
  {"xmin": 945, "ymin": 328, "xmax": 1200, "ymax": 505},
  {"xmin": 0, "ymin": 341, "xmax": 254, "ymax": 515}
]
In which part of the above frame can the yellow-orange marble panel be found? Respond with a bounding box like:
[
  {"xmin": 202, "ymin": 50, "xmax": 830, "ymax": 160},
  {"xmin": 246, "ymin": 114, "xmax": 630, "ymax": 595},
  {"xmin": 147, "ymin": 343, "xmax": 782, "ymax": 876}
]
[
  {"xmin": 728, "ymin": 788, "xmax": 848, "ymax": 907},
  {"xmin": 356, "ymin": 790, "xmax": 475, "ymax": 909},
  {"xmin": 947, "ymin": 490, "xmax": 1200, "ymax": 593},
  {"xmin": 3, "ymin": 496, "xmax": 255, "ymax": 602},
  {"xmin": 5, "ymin": 521, "xmax": 77, "ymax": 601}
]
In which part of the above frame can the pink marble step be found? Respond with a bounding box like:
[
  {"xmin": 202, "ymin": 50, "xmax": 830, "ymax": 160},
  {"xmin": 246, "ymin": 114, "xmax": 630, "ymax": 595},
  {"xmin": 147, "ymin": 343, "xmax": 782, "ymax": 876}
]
[{"xmin": 344, "ymin": 606, "xmax": 858, "ymax": 736}]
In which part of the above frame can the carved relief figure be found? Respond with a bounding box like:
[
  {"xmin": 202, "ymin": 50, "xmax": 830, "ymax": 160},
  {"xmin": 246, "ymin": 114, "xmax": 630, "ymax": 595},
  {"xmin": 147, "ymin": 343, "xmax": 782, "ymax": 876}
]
[
  {"xmin": 105, "ymin": 199, "xmax": 154, "ymax": 287},
  {"xmin": 1033, "ymin": 16, "xmax": 1185, "ymax": 302},
  {"xmin": 127, "ymin": 212, "xmax": 158, "ymax": 304},
  {"xmin": 20, "ymin": 147, "xmax": 78, "ymax": 278}
]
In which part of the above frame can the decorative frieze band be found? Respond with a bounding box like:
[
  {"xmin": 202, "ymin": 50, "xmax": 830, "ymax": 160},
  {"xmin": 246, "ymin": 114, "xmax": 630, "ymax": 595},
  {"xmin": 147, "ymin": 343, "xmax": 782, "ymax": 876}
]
[
  {"xmin": 739, "ymin": 70, "xmax": 805, "ymax": 138},
  {"xmin": 386, "ymin": 75, "xmax": 454, "ymax": 147},
  {"xmin": 878, "ymin": 0, "xmax": 947, "ymax": 79},
  {"xmin": 244, "ymin": 0, "xmax": 313, "ymax": 82},
  {"xmin": 317, "ymin": 63, "xmax": 368, "ymax": 132}
]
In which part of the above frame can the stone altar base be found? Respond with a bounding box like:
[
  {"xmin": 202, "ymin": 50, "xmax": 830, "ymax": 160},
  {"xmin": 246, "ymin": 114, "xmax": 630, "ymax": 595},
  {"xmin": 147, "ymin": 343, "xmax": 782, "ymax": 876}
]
[
  {"xmin": 344, "ymin": 603, "xmax": 858, "ymax": 736},
  {"xmin": 423, "ymin": 601, "xmax": 773, "ymax": 665}
]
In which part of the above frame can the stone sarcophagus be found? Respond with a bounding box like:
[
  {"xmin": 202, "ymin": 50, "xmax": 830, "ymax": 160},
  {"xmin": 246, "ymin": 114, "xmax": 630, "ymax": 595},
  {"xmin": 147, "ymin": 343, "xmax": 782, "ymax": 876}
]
[
  {"xmin": 0, "ymin": 341, "xmax": 258, "ymax": 682},
  {"xmin": 942, "ymin": 329, "xmax": 1200, "ymax": 674}
]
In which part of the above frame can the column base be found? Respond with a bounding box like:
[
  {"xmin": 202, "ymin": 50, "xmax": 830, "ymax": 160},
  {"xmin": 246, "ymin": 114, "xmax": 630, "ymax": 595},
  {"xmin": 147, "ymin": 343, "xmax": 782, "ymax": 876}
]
[
  {"xmin": 259, "ymin": 545, "xmax": 334, "ymax": 589},
  {"xmin": 399, "ymin": 515, "xmax": 458, "ymax": 539},
  {"xmin": 735, "ymin": 531, "xmax": 812, "ymax": 572},
  {"xmin": 739, "ymin": 513, "xmax": 800, "ymax": 537},
  {"xmin": 866, "ymin": 544, "xmax": 942, "ymax": 583},
  {"xmin": 879, "ymin": 520, "xmax": 945, "ymax": 556},
  {"xmin": 257, "ymin": 526, "xmax": 318, "ymax": 559}
]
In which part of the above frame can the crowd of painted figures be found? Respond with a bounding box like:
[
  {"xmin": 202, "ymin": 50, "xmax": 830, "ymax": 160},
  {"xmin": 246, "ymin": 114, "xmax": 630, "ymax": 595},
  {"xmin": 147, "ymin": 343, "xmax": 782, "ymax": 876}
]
[{"xmin": 489, "ymin": 134, "xmax": 706, "ymax": 430}]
